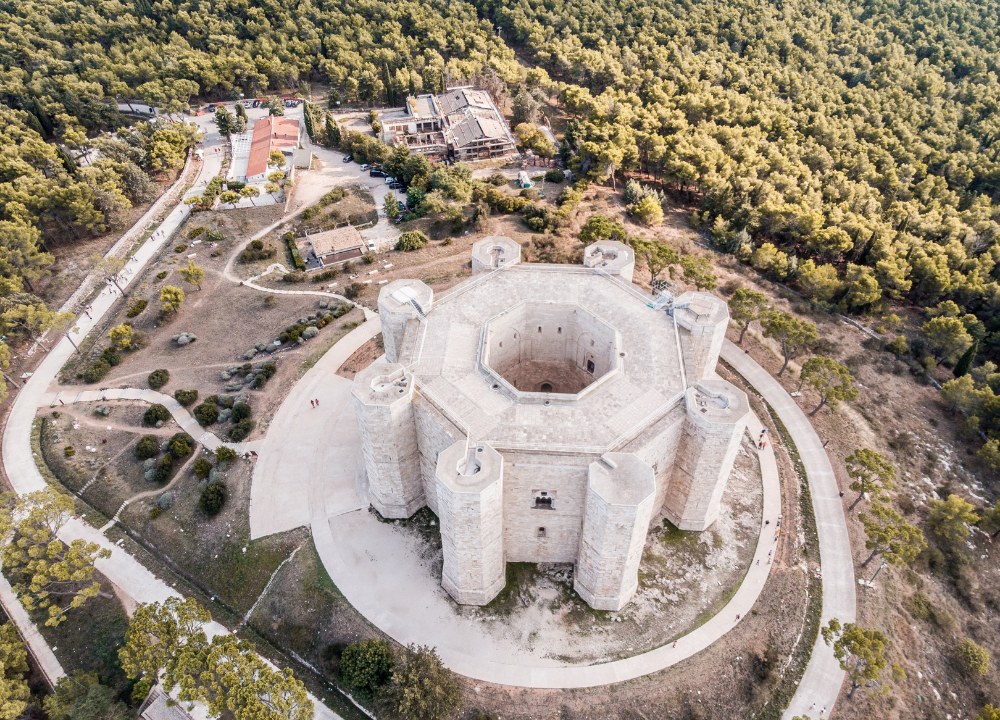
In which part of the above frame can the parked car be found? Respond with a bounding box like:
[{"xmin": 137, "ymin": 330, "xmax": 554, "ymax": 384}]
[
  {"xmin": 369, "ymin": 168, "xmax": 386, "ymax": 177},
  {"xmin": 389, "ymin": 181, "xmax": 402, "ymax": 189},
  {"xmin": 343, "ymin": 155, "xmax": 353, "ymax": 163},
  {"xmin": 360, "ymin": 164, "xmax": 369, "ymax": 171},
  {"xmin": 252, "ymin": 100, "xmax": 260, "ymax": 108},
  {"xmin": 384, "ymin": 176, "xmax": 395, "ymax": 184},
  {"xmin": 206, "ymin": 104, "xmax": 217, "ymax": 111}
]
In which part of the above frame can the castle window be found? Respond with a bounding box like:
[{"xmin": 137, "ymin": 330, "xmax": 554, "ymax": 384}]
[
  {"xmin": 558, "ymin": 327, "xmax": 562, "ymax": 333},
  {"xmin": 540, "ymin": 382, "xmax": 553, "ymax": 393},
  {"xmin": 538, "ymin": 326, "xmax": 542, "ymax": 333},
  {"xmin": 587, "ymin": 360, "xmax": 596, "ymax": 373},
  {"xmin": 537, "ymin": 527, "xmax": 546, "ymax": 538},
  {"xmin": 533, "ymin": 490, "xmax": 554, "ymax": 509}
]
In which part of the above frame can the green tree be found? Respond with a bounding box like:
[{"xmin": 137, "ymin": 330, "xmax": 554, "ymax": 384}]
[
  {"xmin": 928, "ymin": 494, "xmax": 979, "ymax": 543},
  {"xmin": 677, "ymin": 254, "xmax": 716, "ymax": 290},
  {"xmin": 955, "ymin": 639, "xmax": 991, "ymax": 676},
  {"xmin": 324, "ymin": 113, "xmax": 340, "ymax": 147},
  {"xmin": 219, "ymin": 190, "xmax": 240, "ymax": 208},
  {"xmin": 631, "ymin": 195, "xmax": 663, "ymax": 226},
  {"xmin": 109, "ymin": 323, "xmax": 133, "ymax": 350},
  {"xmin": 0, "ymin": 220, "xmax": 54, "ymax": 291},
  {"xmin": 0, "ymin": 623, "xmax": 30, "ymax": 720},
  {"xmin": 630, "ymin": 238, "xmax": 679, "ymax": 283},
  {"xmin": 953, "ymin": 340, "xmax": 978, "ymax": 378},
  {"xmin": 920, "ymin": 316, "xmax": 973, "ymax": 365},
  {"xmin": 340, "ymin": 639, "xmax": 394, "ymax": 700},
  {"xmin": 799, "ymin": 356, "xmax": 857, "ymax": 414},
  {"xmin": 159, "ymin": 285, "xmax": 185, "ymax": 314},
  {"xmin": 44, "ymin": 671, "xmax": 129, "ymax": 720},
  {"xmin": 578, "ymin": 215, "xmax": 626, "ymax": 245},
  {"xmin": 396, "ymin": 231, "xmax": 428, "ymax": 252},
  {"xmin": 383, "ymin": 194, "xmax": 400, "ymax": 218},
  {"xmin": 841, "ymin": 263, "xmax": 882, "ymax": 311},
  {"xmin": 384, "ymin": 645, "xmax": 461, "ymax": 720},
  {"xmin": 750, "ymin": 243, "xmax": 790, "ymax": 281},
  {"xmin": 1, "ymin": 301, "xmax": 75, "ymax": 350},
  {"xmin": 761, "ymin": 310, "xmax": 818, "ymax": 376},
  {"xmin": 807, "ymin": 227, "xmax": 853, "ymax": 259},
  {"xmin": 845, "ymin": 449, "xmax": 896, "ymax": 510},
  {"xmin": 0, "ymin": 342, "xmax": 19, "ymax": 404},
  {"xmin": 0, "ymin": 489, "xmax": 112, "ymax": 626},
  {"xmin": 821, "ymin": 620, "xmax": 900, "ymax": 699},
  {"xmin": 796, "ymin": 259, "xmax": 842, "ymax": 303},
  {"xmin": 980, "ymin": 501, "xmax": 1000, "ymax": 539},
  {"xmin": 88, "ymin": 255, "xmax": 127, "ymax": 293},
  {"xmin": 240, "ymin": 186, "xmax": 260, "ymax": 207},
  {"xmin": 179, "ymin": 260, "xmax": 204, "ymax": 290},
  {"xmin": 215, "ymin": 106, "xmax": 236, "ymax": 136},
  {"xmin": 728, "ymin": 288, "xmax": 770, "ymax": 344},
  {"xmin": 975, "ymin": 705, "xmax": 1000, "ymax": 720},
  {"xmin": 268, "ymin": 150, "xmax": 285, "ymax": 167},
  {"xmin": 511, "ymin": 90, "xmax": 540, "ymax": 127},
  {"xmin": 858, "ymin": 502, "xmax": 925, "ymax": 568}
]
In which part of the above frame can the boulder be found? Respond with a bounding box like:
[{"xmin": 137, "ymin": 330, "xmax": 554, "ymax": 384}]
[
  {"xmin": 155, "ymin": 420, "xmax": 164, "ymax": 428},
  {"xmin": 176, "ymin": 332, "xmax": 197, "ymax": 346},
  {"xmin": 318, "ymin": 299, "xmax": 329, "ymax": 309},
  {"xmin": 95, "ymin": 405, "xmax": 112, "ymax": 416},
  {"xmin": 243, "ymin": 349, "xmax": 257, "ymax": 360},
  {"xmin": 220, "ymin": 371, "xmax": 231, "ymax": 380}
]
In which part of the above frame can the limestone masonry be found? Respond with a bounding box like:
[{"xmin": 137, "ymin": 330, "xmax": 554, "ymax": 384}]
[{"xmin": 351, "ymin": 237, "xmax": 750, "ymax": 611}]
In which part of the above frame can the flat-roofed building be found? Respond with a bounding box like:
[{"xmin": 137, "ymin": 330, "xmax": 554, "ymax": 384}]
[{"xmin": 298, "ymin": 225, "xmax": 365, "ymax": 269}]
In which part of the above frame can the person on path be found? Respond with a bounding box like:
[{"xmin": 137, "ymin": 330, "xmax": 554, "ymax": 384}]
[
  {"xmin": 755, "ymin": 559, "xmax": 759, "ymax": 566},
  {"xmin": 735, "ymin": 614, "xmax": 740, "ymax": 621},
  {"xmin": 672, "ymin": 641, "xmax": 677, "ymax": 648},
  {"xmin": 314, "ymin": 398, "xmax": 320, "ymax": 406},
  {"xmin": 310, "ymin": 400, "xmax": 315, "ymax": 408}
]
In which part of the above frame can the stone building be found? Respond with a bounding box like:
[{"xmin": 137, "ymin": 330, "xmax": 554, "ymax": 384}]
[{"xmin": 351, "ymin": 237, "xmax": 750, "ymax": 611}]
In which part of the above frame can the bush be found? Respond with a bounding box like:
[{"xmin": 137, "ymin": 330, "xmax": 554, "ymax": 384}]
[
  {"xmin": 487, "ymin": 173, "xmax": 508, "ymax": 186},
  {"xmin": 153, "ymin": 454, "xmax": 173, "ymax": 481},
  {"xmin": 168, "ymin": 433, "xmax": 194, "ymax": 458},
  {"xmin": 283, "ymin": 271, "xmax": 308, "ymax": 283},
  {"xmin": 188, "ymin": 226, "xmax": 206, "ymax": 239},
  {"xmin": 148, "ymin": 369, "xmax": 170, "ymax": 389},
  {"xmin": 193, "ymin": 457, "xmax": 213, "ymax": 479},
  {"xmin": 241, "ymin": 239, "xmax": 276, "ymax": 263},
  {"xmin": 286, "ymin": 235, "xmax": 306, "ymax": 271},
  {"xmin": 143, "ymin": 404, "xmax": 171, "ymax": 426},
  {"xmin": 127, "ymin": 300, "xmax": 148, "ymax": 318},
  {"xmin": 156, "ymin": 271, "xmax": 168, "ymax": 280},
  {"xmin": 215, "ymin": 446, "xmax": 238, "ymax": 463},
  {"xmin": 231, "ymin": 402, "xmax": 252, "ymax": 423},
  {"xmin": 311, "ymin": 268, "xmax": 339, "ymax": 283},
  {"xmin": 150, "ymin": 507, "xmax": 162, "ymax": 519},
  {"xmin": 64, "ymin": 446, "xmax": 75, "ymax": 457},
  {"xmin": 544, "ymin": 168, "xmax": 565, "ymax": 183},
  {"xmin": 199, "ymin": 483, "xmax": 227, "ymax": 515},
  {"xmin": 339, "ymin": 639, "xmax": 394, "ymax": 699},
  {"xmin": 193, "ymin": 402, "xmax": 219, "ymax": 426},
  {"xmin": 384, "ymin": 645, "xmax": 460, "ymax": 720},
  {"xmin": 343, "ymin": 282, "xmax": 364, "ymax": 300},
  {"xmin": 135, "ymin": 435, "xmax": 160, "ymax": 460},
  {"xmin": 228, "ymin": 418, "xmax": 255, "ymax": 441},
  {"xmin": 395, "ymin": 230, "xmax": 429, "ymax": 252},
  {"xmin": 174, "ymin": 389, "xmax": 198, "ymax": 406},
  {"xmin": 259, "ymin": 362, "xmax": 277, "ymax": 379},
  {"xmin": 956, "ymin": 639, "xmax": 991, "ymax": 676},
  {"xmin": 83, "ymin": 359, "xmax": 111, "ymax": 383},
  {"xmin": 157, "ymin": 492, "xmax": 173, "ymax": 510},
  {"xmin": 174, "ymin": 244, "xmax": 188, "ymax": 253}
]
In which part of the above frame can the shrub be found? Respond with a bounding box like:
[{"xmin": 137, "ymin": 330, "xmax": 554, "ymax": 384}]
[
  {"xmin": 332, "ymin": 304, "xmax": 350, "ymax": 318},
  {"xmin": 363, "ymin": 253, "xmax": 375, "ymax": 264},
  {"xmin": 544, "ymin": 168, "xmax": 565, "ymax": 183},
  {"xmin": 150, "ymin": 507, "xmax": 162, "ymax": 519},
  {"xmin": 311, "ymin": 268, "xmax": 339, "ymax": 283},
  {"xmin": 174, "ymin": 244, "xmax": 188, "ymax": 253},
  {"xmin": 487, "ymin": 173, "xmax": 508, "ymax": 186},
  {"xmin": 158, "ymin": 492, "xmax": 173, "ymax": 510},
  {"xmin": 340, "ymin": 640, "xmax": 394, "ymax": 699},
  {"xmin": 188, "ymin": 226, "xmax": 206, "ymax": 239},
  {"xmin": 174, "ymin": 389, "xmax": 198, "ymax": 406},
  {"xmin": 127, "ymin": 300, "xmax": 148, "ymax": 317},
  {"xmin": 156, "ymin": 271, "xmax": 168, "ymax": 280},
  {"xmin": 153, "ymin": 454, "xmax": 173, "ymax": 481},
  {"xmin": 283, "ymin": 271, "xmax": 308, "ymax": 283},
  {"xmin": 101, "ymin": 349, "xmax": 121, "ymax": 366},
  {"xmin": 63, "ymin": 446, "xmax": 75, "ymax": 457},
  {"xmin": 193, "ymin": 402, "xmax": 219, "ymax": 426},
  {"xmin": 148, "ymin": 369, "xmax": 170, "ymax": 389},
  {"xmin": 231, "ymin": 402, "xmax": 252, "ymax": 422},
  {"xmin": 199, "ymin": 483, "xmax": 227, "ymax": 515},
  {"xmin": 241, "ymin": 240, "xmax": 276, "ymax": 263},
  {"xmin": 286, "ymin": 235, "xmax": 306, "ymax": 271},
  {"xmin": 83, "ymin": 359, "xmax": 111, "ymax": 383},
  {"xmin": 168, "ymin": 433, "xmax": 194, "ymax": 458},
  {"xmin": 343, "ymin": 282, "xmax": 364, "ymax": 300},
  {"xmin": 228, "ymin": 418, "xmax": 255, "ymax": 441},
  {"xmin": 135, "ymin": 435, "xmax": 160, "ymax": 460},
  {"xmin": 395, "ymin": 231, "xmax": 429, "ymax": 252},
  {"xmin": 143, "ymin": 403, "xmax": 171, "ymax": 426},
  {"xmin": 215, "ymin": 446, "xmax": 238, "ymax": 463},
  {"xmin": 956, "ymin": 639, "xmax": 991, "ymax": 676},
  {"xmin": 193, "ymin": 457, "xmax": 212, "ymax": 479}
]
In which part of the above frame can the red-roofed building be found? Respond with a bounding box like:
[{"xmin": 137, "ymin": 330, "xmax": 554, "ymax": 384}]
[{"xmin": 245, "ymin": 116, "xmax": 300, "ymax": 182}]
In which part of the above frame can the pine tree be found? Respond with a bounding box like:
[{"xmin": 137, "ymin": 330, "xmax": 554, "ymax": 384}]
[
  {"xmin": 324, "ymin": 112, "xmax": 340, "ymax": 147},
  {"xmin": 953, "ymin": 339, "xmax": 978, "ymax": 377}
]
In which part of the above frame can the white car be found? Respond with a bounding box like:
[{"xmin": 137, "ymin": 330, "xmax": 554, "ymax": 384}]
[
  {"xmin": 360, "ymin": 164, "xmax": 369, "ymax": 171},
  {"xmin": 385, "ymin": 176, "xmax": 395, "ymax": 184}
]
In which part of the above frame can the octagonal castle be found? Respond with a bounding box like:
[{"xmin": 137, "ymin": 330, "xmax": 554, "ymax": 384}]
[{"xmin": 351, "ymin": 237, "xmax": 750, "ymax": 611}]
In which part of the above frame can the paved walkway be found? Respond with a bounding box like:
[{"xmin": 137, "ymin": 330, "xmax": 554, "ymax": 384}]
[
  {"xmin": 249, "ymin": 317, "xmax": 381, "ymax": 539},
  {"xmin": 0, "ymin": 569, "xmax": 65, "ymax": 686},
  {"xmin": 37, "ymin": 388, "xmax": 261, "ymax": 454},
  {"xmin": 721, "ymin": 342, "xmax": 855, "ymax": 719}
]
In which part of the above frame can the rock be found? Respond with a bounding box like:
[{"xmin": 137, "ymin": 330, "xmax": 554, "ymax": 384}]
[
  {"xmin": 220, "ymin": 371, "xmax": 231, "ymax": 380},
  {"xmin": 157, "ymin": 492, "xmax": 173, "ymax": 510},
  {"xmin": 176, "ymin": 333, "xmax": 197, "ymax": 346},
  {"xmin": 155, "ymin": 420, "xmax": 164, "ymax": 428},
  {"xmin": 302, "ymin": 326, "xmax": 319, "ymax": 339},
  {"xmin": 318, "ymin": 299, "xmax": 329, "ymax": 309},
  {"xmin": 143, "ymin": 458, "xmax": 157, "ymax": 471},
  {"xmin": 243, "ymin": 349, "xmax": 257, "ymax": 360},
  {"xmin": 307, "ymin": 313, "xmax": 316, "ymax": 321},
  {"xmin": 255, "ymin": 342, "xmax": 268, "ymax": 352},
  {"xmin": 95, "ymin": 405, "xmax": 112, "ymax": 416},
  {"xmin": 160, "ymin": 441, "xmax": 170, "ymax": 453},
  {"xmin": 298, "ymin": 317, "xmax": 307, "ymax": 324},
  {"xmin": 265, "ymin": 345, "xmax": 276, "ymax": 353},
  {"xmin": 218, "ymin": 408, "xmax": 232, "ymax": 422},
  {"xmin": 171, "ymin": 334, "xmax": 181, "ymax": 342},
  {"xmin": 296, "ymin": 336, "xmax": 305, "ymax": 344},
  {"xmin": 144, "ymin": 469, "xmax": 158, "ymax": 482},
  {"xmin": 209, "ymin": 467, "xmax": 224, "ymax": 484}
]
